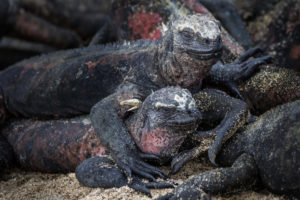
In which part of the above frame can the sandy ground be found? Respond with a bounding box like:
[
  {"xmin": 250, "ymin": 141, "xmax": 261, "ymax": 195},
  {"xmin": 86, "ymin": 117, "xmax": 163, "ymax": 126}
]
[{"xmin": 0, "ymin": 157, "xmax": 285, "ymax": 200}]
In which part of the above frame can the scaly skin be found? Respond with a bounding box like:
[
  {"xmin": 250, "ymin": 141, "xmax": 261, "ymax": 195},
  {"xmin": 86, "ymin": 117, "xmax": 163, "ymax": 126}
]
[
  {"xmin": 1, "ymin": 87, "xmax": 199, "ymax": 172},
  {"xmin": 0, "ymin": 14, "xmax": 221, "ymax": 118},
  {"xmin": 169, "ymin": 88, "xmax": 249, "ymax": 174},
  {"xmin": 0, "ymin": 87, "xmax": 200, "ymax": 195},
  {"xmin": 239, "ymin": 65, "xmax": 300, "ymax": 115},
  {"xmin": 1, "ymin": 88, "xmax": 250, "ymax": 180},
  {"xmin": 159, "ymin": 100, "xmax": 300, "ymax": 200},
  {"xmin": 168, "ymin": 67, "xmax": 299, "ymax": 174},
  {"xmin": 0, "ymin": 14, "xmax": 272, "ymax": 189},
  {"xmin": 0, "ymin": 15, "xmax": 223, "ymax": 185},
  {"xmin": 112, "ymin": 0, "xmax": 247, "ymax": 58}
]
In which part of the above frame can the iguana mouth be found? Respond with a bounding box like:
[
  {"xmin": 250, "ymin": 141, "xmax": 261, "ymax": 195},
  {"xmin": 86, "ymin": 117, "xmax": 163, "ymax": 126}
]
[
  {"xmin": 165, "ymin": 117, "xmax": 198, "ymax": 133},
  {"xmin": 166, "ymin": 118, "xmax": 196, "ymax": 127},
  {"xmin": 187, "ymin": 47, "xmax": 222, "ymax": 60}
]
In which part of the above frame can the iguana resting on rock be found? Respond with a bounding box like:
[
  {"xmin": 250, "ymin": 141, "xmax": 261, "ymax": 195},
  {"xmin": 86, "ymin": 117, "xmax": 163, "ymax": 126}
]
[
  {"xmin": 0, "ymin": 14, "xmax": 272, "ymax": 189},
  {"xmin": 158, "ymin": 100, "xmax": 300, "ymax": 199}
]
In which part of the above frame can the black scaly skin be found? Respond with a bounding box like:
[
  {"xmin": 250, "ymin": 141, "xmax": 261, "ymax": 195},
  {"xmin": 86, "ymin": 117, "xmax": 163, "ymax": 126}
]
[
  {"xmin": 158, "ymin": 100, "xmax": 300, "ymax": 200},
  {"xmin": 0, "ymin": 14, "xmax": 272, "ymax": 188},
  {"xmin": 0, "ymin": 87, "xmax": 252, "ymax": 195},
  {"xmin": 0, "ymin": 86, "xmax": 251, "ymax": 196},
  {"xmin": 0, "ymin": 40, "xmax": 160, "ymax": 118},
  {"xmin": 207, "ymin": 47, "xmax": 275, "ymax": 99},
  {"xmin": 0, "ymin": 14, "xmax": 221, "ymax": 183},
  {"xmin": 1, "ymin": 87, "xmax": 200, "ymax": 196},
  {"xmin": 193, "ymin": 89, "xmax": 249, "ymax": 166},
  {"xmin": 238, "ymin": 65, "xmax": 300, "ymax": 115},
  {"xmin": 169, "ymin": 89, "xmax": 249, "ymax": 174}
]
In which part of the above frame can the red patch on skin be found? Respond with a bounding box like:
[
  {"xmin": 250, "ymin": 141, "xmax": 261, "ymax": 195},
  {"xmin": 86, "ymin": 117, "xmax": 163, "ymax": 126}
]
[
  {"xmin": 128, "ymin": 10, "xmax": 162, "ymax": 40},
  {"xmin": 138, "ymin": 127, "xmax": 185, "ymax": 156},
  {"xmin": 289, "ymin": 45, "xmax": 300, "ymax": 59},
  {"xmin": 184, "ymin": 0, "xmax": 209, "ymax": 14}
]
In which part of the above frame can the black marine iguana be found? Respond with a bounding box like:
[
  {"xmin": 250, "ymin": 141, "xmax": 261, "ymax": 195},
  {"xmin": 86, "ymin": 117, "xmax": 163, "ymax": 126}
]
[
  {"xmin": 0, "ymin": 87, "xmax": 199, "ymax": 195},
  {"xmin": 159, "ymin": 100, "xmax": 300, "ymax": 199},
  {"xmin": 0, "ymin": 86, "xmax": 250, "ymax": 196},
  {"xmin": 0, "ymin": 14, "xmax": 273, "ymax": 190}
]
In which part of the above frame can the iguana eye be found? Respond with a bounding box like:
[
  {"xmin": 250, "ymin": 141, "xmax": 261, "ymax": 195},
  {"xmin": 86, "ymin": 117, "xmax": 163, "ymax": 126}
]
[
  {"xmin": 181, "ymin": 28, "xmax": 194, "ymax": 40},
  {"xmin": 204, "ymin": 38, "xmax": 210, "ymax": 44}
]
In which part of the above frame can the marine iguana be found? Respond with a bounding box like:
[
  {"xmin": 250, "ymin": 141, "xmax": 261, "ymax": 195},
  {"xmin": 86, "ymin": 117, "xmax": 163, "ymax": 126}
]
[
  {"xmin": 0, "ymin": 87, "xmax": 199, "ymax": 195},
  {"xmin": 158, "ymin": 100, "xmax": 300, "ymax": 199},
  {"xmin": 0, "ymin": 86, "xmax": 251, "ymax": 196},
  {"xmin": 0, "ymin": 14, "xmax": 272, "ymax": 187}
]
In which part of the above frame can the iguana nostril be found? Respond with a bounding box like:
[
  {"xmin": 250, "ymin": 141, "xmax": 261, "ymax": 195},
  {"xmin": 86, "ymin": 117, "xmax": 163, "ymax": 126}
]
[{"xmin": 204, "ymin": 38, "xmax": 210, "ymax": 44}]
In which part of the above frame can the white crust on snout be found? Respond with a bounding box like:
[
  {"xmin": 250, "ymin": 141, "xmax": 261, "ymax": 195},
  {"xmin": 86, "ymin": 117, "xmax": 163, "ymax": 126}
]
[
  {"xmin": 155, "ymin": 102, "xmax": 176, "ymax": 109},
  {"xmin": 174, "ymin": 91, "xmax": 196, "ymax": 111}
]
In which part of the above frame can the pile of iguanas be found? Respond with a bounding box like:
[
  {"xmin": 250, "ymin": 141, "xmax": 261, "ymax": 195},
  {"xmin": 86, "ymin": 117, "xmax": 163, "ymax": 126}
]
[{"xmin": 0, "ymin": 1, "xmax": 299, "ymax": 199}]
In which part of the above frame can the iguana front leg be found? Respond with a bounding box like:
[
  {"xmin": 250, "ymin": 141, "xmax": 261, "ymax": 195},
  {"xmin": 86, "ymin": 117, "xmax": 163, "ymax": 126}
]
[
  {"xmin": 76, "ymin": 156, "xmax": 173, "ymax": 197},
  {"xmin": 207, "ymin": 47, "xmax": 275, "ymax": 99},
  {"xmin": 170, "ymin": 89, "xmax": 249, "ymax": 173},
  {"xmin": 90, "ymin": 92, "xmax": 166, "ymax": 189},
  {"xmin": 158, "ymin": 153, "xmax": 258, "ymax": 200}
]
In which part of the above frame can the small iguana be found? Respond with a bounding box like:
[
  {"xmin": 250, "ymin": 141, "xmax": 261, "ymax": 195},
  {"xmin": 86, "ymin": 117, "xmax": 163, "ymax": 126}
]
[{"xmin": 0, "ymin": 86, "xmax": 250, "ymax": 196}]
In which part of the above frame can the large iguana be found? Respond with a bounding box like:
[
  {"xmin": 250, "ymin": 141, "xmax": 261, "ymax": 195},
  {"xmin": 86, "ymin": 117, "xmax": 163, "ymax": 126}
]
[{"xmin": 0, "ymin": 14, "xmax": 272, "ymax": 190}]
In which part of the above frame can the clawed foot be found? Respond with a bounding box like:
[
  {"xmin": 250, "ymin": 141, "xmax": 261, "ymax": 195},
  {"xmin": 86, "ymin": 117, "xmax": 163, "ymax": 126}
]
[
  {"xmin": 169, "ymin": 146, "xmax": 204, "ymax": 176},
  {"xmin": 119, "ymin": 151, "xmax": 173, "ymax": 197},
  {"xmin": 234, "ymin": 55, "xmax": 276, "ymax": 81},
  {"xmin": 226, "ymin": 53, "xmax": 275, "ymax": 99},
  {"xmin": 111, "ymin": 149, "xmax": 168, "ymax": 196},
  {"xmin": 232, "ymin": 47, "xmax": 276, "ymax": 82},
  {"xmin": 76, "ymin": 155, "xmax": 171, "ymax": 197},
  {"xmin": 130, "ymin": 178, "xmax": 175, "ymax": 197},
  {"xmin": 209, "ymin": 46, "xmax": 276, "ymax": 99}
]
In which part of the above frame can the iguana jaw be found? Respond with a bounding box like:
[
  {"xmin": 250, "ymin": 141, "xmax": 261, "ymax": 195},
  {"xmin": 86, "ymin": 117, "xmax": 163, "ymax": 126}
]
[{"xmin": 187, "ymin": 47, "xmax": 222, "ymax": 60}]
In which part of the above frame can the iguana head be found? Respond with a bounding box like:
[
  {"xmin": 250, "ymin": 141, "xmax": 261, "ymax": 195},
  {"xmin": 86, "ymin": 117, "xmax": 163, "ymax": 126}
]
[
  {"xmin": 160, "ymin": 14, "xmax": 222, "ymax": 89},
  {"xmin": 126, "ymin": 87, "xmax": 200, "ymax": 159}
]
